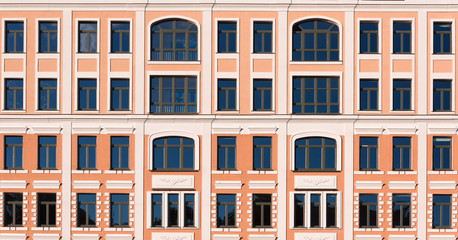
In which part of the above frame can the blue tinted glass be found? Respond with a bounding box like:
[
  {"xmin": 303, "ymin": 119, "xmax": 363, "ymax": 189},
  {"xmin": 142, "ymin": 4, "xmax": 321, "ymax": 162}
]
[
  {"xmin": 38, "ymin": 136, "xmax": 57, "ymax": 169},
  {"xmin": 39, "ymin": 79, "xmax": 57, "ymax": 110},
  {"xmin": 5, "ymin": 136, "xmax": 22, "ymax": 169},
  {"xmin": 361, "ymin": 23, "xmax": 378, "ymax": 31},
  {"xmin": 6, "ymin": 22, "xmax": 24, "ymax": 52},
  {"xmin": 39, "ymin": 22, "xmax": 57, "ymax": 52},
  {"xmin": 78, "ymin": 79, "xmax": 96, "ymax": 110}
]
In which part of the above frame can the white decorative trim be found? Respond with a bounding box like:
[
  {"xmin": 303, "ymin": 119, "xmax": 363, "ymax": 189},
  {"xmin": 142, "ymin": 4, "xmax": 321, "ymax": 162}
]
[
  {"xmin": 72, "ymin": 234, "xmax": 99, "ymax": 240},
  {"xmin": 294, "ymin": 176, "xmax": 337, "ymax": 190},
  {"xmin": 354, "ymin": 127, "xmax": 384, "ymax": 135},
  {"xmin": 212, "ymin": 127, "xmax": 242, "ymax": 134},
  {"xmin": 355, "ymin": 181, "xmax": 383, "ymax": 190},
  {"xmin": 151, "ymin": 233, "xmax": 193, "ymax": 240},
  {"xmin": 0, "ymin": 180, "xmax": 27, "ymax": 189},
  {"xmin": 151, "ymin": 175, "xmax": 194, "ymax": 189},
  {"xmin": 0, "ymin": 234, "xmax": 27, "ymax": 240},
  {"xmin": 428, "ymin": 236, "xmax": 457, "ymax": 240},
  {"xmin": 388, "ymin": 235, "xmax": 416, "ymax": 240},
  {"xmin": 103, "ymin": 127, "xmax": 135, "ymax": 134},
  {"xmin": 428, "ymin": 126, "xmax": 457, "ymax": 135},
  {"xmin": 246, "ymin": 127, "xmax": 278, "ymax": 134},
  {"xmin": 214, "ymin": 181, "xmax": 243, "ymax": 189},
  {"xmin": 355, "ymin": 236, "xmax": 383, "ymax": 240},
  {"xmin": 248, "ymin": 181, "xmax": 277, "ymax": 190},
  {"xmin": 429, "ymin": 181, "xmax": 457, "ymax": 190},
  {"xmin": 72, "ymin": 181, "xmax": 101, "ymax": 189},
  {"xmin": 388, "ymin": 181, "xmax": 417, "ymax": 190},
  {"xmin": 0, "ymin": 126, "xmax": 27, "ymax": 134},
  {"xmin": 212, "ymin": 235, "xmax": 240, "ymax": 240},
  {"xmin": 294, "ymin": 233, "xmax": 336, "ymax": 240},
  {"xmin": 247, "ymin": 235, "xmax": 276, "ymax": 240},
  {"xmin": 32, "ymin": 234, "xmax": 60, "ymax": 240},
  {"xmin": 32, "ymin": 180, "xmax": 60, "ymax": 189},
  {"xmin": 384, "ymin": 127, "xmax": 417, "ymax": 135},
  {"xmin": 29, "ymin": 126, "xmax": 62, "ymax": 134},
  {"xmin": 105, "ymin": 235, "xmax": 133, "ymax": 240},
  {"xmin": 71, "ymin": 126, "xmax": 101, "ymax": 134},
  {"xmin": 105, "ymin": 181, "xmax": 134, "ymax": 189}
]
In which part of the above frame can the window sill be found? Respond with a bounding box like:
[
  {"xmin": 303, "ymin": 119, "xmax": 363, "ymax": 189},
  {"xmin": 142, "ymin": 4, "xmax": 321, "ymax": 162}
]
[
  {"xmin": 357, "ymin": 110, "xmax": 381, "ymax": 113},
  {"xmin": 35, "ymin": 110, "xmax": 59, "ymax": 113},
  {"xmin": 356, "ymin": 227, "xmax": 384, "ymax": 231},
  {"xmin": 32, "ymin": 169, "xmax": 62, "ymax": 174},
  {"xmin": 387, "ymin": 171, "xmax": 417, "ymax": 175},
  {"xmin": 36, "ymin": 52, "xmax": 59, "ymax": 55},
  {"xmin": 212, "ymin": 170, "xmax": 242, "ymax": 175},
  {"xmin": 250, "ymin": 110, "xmax": 275, "ymax": 114},
  {"xmin": 428, "ymin": 170, "xmax": 457, "ymax": 174},
  {"xmin": 1, "ymin": 110, "xmax": 26, "ymax": 113},
  {"xmin": 430, "ymin": 111, "xmax": 455, "ymax": 115},
  {"xmin": 0, "ymin": 227, "xmax": 28, "ymax": 231},
  {"xmin": 247, "ymin": 228, "xmax": 277, "ymax": 232},
  {"xmin": 149, "ymin": 112, "xmax": 199, "ymax": 115},
  {"xmin": 71, "ymin": 227, "xmax": 101, "ymax": 231},
  {"xmin": 0, "ymin": 169, "xmax": 28, "ymax": 173},
  {"xmin": 291, "ymin": 227, "xmax": 341, "ymax": 229},
  {"xmin": 3, "ymin": 52, "xmax": 26, "ymax": 55},
  {"xmin": 104, "ymin": 227, "xmax": 134, "ymax": 232},
  {"xmin": 151, "ymin": 169, "xmax": 198, "ymax": 172},
  {"xmin": 75, "ymin": 110, "xmax": 100, "ymax": 113},
  {"xmin": 289, "ymin": 61, "xmax": 343, "ymax": 65},
  {"xmin": 354, "ymin": 171, "xmax": 384, "ymax": 175},
  {"xmin": 387, "ymin": 227, "xmax": 416, "ymax": 231},
  {"xmin": 358, "ymin": 53, "xmax": 381, "ymax": 56},
  {"xmin": 148, "ymin": 226, "xmax": 198, "ymax": 229},
  {"xmin": 107, "ymin": 110, "xmax": 132, "ymax": 114},
  {"xmin": 104, "ymin": 170, "xmax": 134, "ymax": 174},
  {"xmin": 211, "ymin": 227, "xmax": 241, "ymax": 232},
  {"xmin": 293, "ymin": 170, "xmax": 340, "ymax": 172},
  {"xmin": 215, "ymin": 110, "xmax": 239, "ymax": 114},
  {"xmin": 148, "ymin": 60, "xmax": 201, "ymax": 65},
  {"xmin": 72, "ymin": 170, "xmax": 102, "ymax": 174},
  {"xmin": 31, "ymin": 227, "xmax": 61, "ymax": 231},
  {"xmin": 247, "ymin": 170, "xmax": 277, "ymax": 175},
  {"xmin": 390, "ymin": 110, "xmax": 415, "ymax": 113}
]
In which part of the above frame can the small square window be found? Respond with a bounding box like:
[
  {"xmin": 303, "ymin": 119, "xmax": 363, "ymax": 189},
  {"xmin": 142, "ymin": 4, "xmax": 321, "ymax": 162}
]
[
  {"xmin": 38, "ymin": 79, "xmax": 57, "ymax": 111},
  {"xmin": 5, "ymin": 21, "xmax": 24, "ymax": 53},
  {"xmin": 39, "ymin": 22, "xmax": 58, "ymax": 53},
  {"xmin": 218, "ymin": 21, "xmax": 237, "ymax": 53},
  {"xmin": 111, "ymin": 79, "xmax": 129, "ymax": 111},
  {"xmin": 360, "ymin": 79, "xmax": 378, "ymax": 111},
  {"xmin": 79, "ymin": 22, "xmax": 97, "ymax": 53},
  {"xmin": 5, "ymin": 79, "xmax": 23, "ymax": 110},
  {"xmin": 111, "ymin": 22, "xmax": 130, "ymax": 53},
  {"xmin": 78, "ymin": 79, "xmax": 97, "ymax": 111},
  {"xmin": 393, "ymin": 21, "xmax": 411, "ymax": 54},
  {"xmin": 360, "ymin": 22, "xmax": 378, "ymax": 54},
  {"xmin": 217, "ymin": 79, "xmax": 237, "ymax": 111},
  {"xmin": 217, "ymin": 137, "xmax": 236, "ymax": 170},
  {"xmin": 433, "ymin": 22, "xmax": 452, "ymax": 54},
  {"xmin": 393, "ymin": 79, "xmax": 411, "ymax": 111},
  {"xmin": 253, "ymin": 22, "xmax": 272, "ymax": 53},
  {"xmin": 433, "ymin": 79, "xmax": 452, "ymax": 112},
  {"xmin": 293, "ymin": 77, "xmax": 339, "ymax": 114},
  {"xmin": 253, "ymin": 79, "xmax": 272, "ymax": 111}
]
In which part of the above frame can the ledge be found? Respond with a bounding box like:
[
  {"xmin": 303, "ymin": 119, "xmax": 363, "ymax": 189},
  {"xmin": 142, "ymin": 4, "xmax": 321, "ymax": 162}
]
[
  {"xmin": 388, "ymin": 235, "xmax": 416, "ymax": 240},
  {"xmin": 355, "ymin": 235, "xmax": 383, "ymax": 240},
  {"xmin": 32, "ymin": 234, "xmax": 61, "ymax": 240},
  {"xmin": 355, "ymin": 181, "xmax": 383, "ymax": 190},
  {"xmin": 0, "ymin": 234, "xmax": 27, "ymax": 240},
  {"xmin": 428, "ymin": 236, "xmax": 457, "ymax": 240},
  {"xmin": 29, "ymin": 126, "xmax": 62, "ymax": 134},
  {"xmin": 246, "ymin": 127, "xmax": 278, "ymax": 134},
  {"xmin": 33, "ymin": 180, "xmax": 61, "ymax": 189},
  {"xmin": 72, "ymin": 181, "xmax": 101, "ymax": 189},
  {"xmin": 72, "ymin": 234, "xmax": 100, "ymax": 240},
  {"xmin": 0, "ymin": 180, "xmax": 27, "ymax": 189},
  {"xmin": 248, "ymin": 181, "xmax": 277, "ymax": 190},
  {"xmin": 212, "ymin": 235, "xmax": 240, "ymax": 240},
  {"xmin": 72, "ymin": 126, "xmax": 101, "ymax": 134},
  {"xmin": 0, "ymin": 126, "xmax": 27, "ymax": 134},
  {"xmin": 388, "ymin": 181, "xmax": 416, "ymax": 190},
  {"xmin": 105, "ymin": 234, "xmax": 133, "ymax": 240},
  {"xmin": 212, "ymin": 127, "xmax": 242, "ymax": 134},
  {"xmin": 294, "ymin": 233, "xmax": 336, "ymax": 240},
  {"xmin": 105, "ymin": 181, "xmax": 134, "ymax": 189},
  {"xmin": 103, "ymin": 127, "xmax": 135, "ymax": 134},
  {"xmin": 384, "ymin": 127, "xmax": 417, "ymax": 135},
  {"xmin": 354, "ymin": 127, "xmax": 384, "ymax": 135},
  {"xmin": 429, "ymin": 181, "xmax": 457, "ymax": 190},
  {"xmin": 247, "ymin": 235, "xmax": 276, "ymax": 240},
  {"xmin": 428, "ymin": 126, "xmax": 457, "ymax": 135},
  {"xmin": 214, "ymin": 181, "xmax": 243, "ymax": 190}
]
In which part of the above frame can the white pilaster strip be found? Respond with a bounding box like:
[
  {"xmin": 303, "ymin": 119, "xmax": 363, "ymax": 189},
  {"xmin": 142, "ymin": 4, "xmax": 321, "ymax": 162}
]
[
  {"xmin": 135, "ymin": 10, "xmax": 145, "ymax": 114},
  {"xmin": 417, "ymin": 10, "xmax": 427, "ymax": 115},
  {"xmin": 277, "ymin": 121, "xmax": 287, "ymax": 240},
  {"xmin": 277, "ymin": 10, "xmax": 287, "ymax": 114},
  {"xmin": 62, "ymin": 9, "xmax": 72, "ymax": 113},
  {"xmin": 61, "ymin": 121, "xmax": 72, "ymax": 240},
  {"xmin": 344, "ymin": 11, "xmax": 355, "ymax": 115},
  {"xmin": 417, "ymin": 122, "xmax": 427, "ymax": 240},
  {"xmin": 202, "ymin": 121, "xmax": 212, "ymax": 240},
  {"xmin": 134, "ymin": 121, "xmax": 145, "ymax": 240},
  {"xmin": 202, "ymin": 9, "xmax": 212, "ymax": 114},
  {"xmin": 344, "ymin": 120, "xmax": 354, "ymax": 240}
]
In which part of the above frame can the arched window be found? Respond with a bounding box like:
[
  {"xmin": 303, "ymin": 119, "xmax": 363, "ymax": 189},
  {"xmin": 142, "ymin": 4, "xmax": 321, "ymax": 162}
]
[
  {"xmin": 151, "ymin": 19, "xmax": 198, "ymax": 61},
  {"xmin": 153, "ymin": 137, "xmax": 194, "ymax": 171},
  {"xmin": 292, "ymin": 19, "xmax": 339, "ymax": 61},
  {"xmin": 294, "ymin": 137, "xmax": 336, "ymax": 171}
]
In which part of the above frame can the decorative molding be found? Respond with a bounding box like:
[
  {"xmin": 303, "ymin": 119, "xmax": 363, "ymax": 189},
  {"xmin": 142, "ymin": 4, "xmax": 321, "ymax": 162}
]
[
  {"xmin": 354, "ymin": 235, "xmax": 383, "ymax": 240},
  {"xmin": 32, "ymin": 180, "xmax": 61, "ymax": 189},
  {"xmin": 105, "ymin": 181, "xmax": 134, "ymax": 189},
  {"xmin": 355, "ymin": 181, "xmax": 383, "ymax": 190},
  {"xmin": 150, "ymin": 233, "xmax": 194, "ymax": 240},
  {"xmin": 72, "ymin": 234, "xmax": 99, "ymax": 240},
  {"xmin": 105, "ymin": 235, "xmax": 133, "ymax": 240},
  {"xmin": 29, "ymin": 126, "xmax": 62, "ymax": 134},
  {"xmin": 0, "ymin": 126, "xmax": 27, "ymax": 134},
  {"xmin": 428, "ymin": 126, "xmax": 457, "ymax": 135},
  {"xmin": 429, "ymin": 181, "xmax": 457, "ymax": 190},
  {"xmin": 294, "ymin": 233, "xmax": 336, "ymax": 240},
  {"xmin": 428, "ymin": 236, "xmax": 457, "ymax": 240},
  {"xmin": 388, "ymin": 235, "xmax": 416, "ymax": 240},
  {"xmin": 214, "ymin": 181, "xmax": 243, "ymax": 189},
  {"xmin": 384, "ymin": 127, "xmax": 417, "ymax": 135},
  {"xmin": 212, "ymin": 127, "xmax": 242, "ymax": 134},
  {"xmin": 294, "ymin": 176, "xmax": 337, "ymax": 190},
  {"xmin": 72, "ymin": 181, "xmax": 101, "ymax": 189},
  {"xmin": 247, "ymin": 235, "xmax": 276, "ymax": 240},
  {"xmin": 248, "ymin": 181, "xmax": 277, "ymax": 189},
  {"xmin": 212, "ymin": 235, "xmax": 240, "ymax": 240},
  {"xmin": 103, "ymin": 127, "xmax": 135, "ymax": 134},
  {"xmin": 354, "ymin": 127, "xmax": 384, "ymax": 135},
  {"xmin": 151, "ymin": 175, "xmax": 194, "ymax": 189},
  {"xmin": 0, "ymin": 234, "xmax": 27, "ymax": 240},
  {"xmin": 0, "ymin": 180, "xmax": 27, "ymax": 189},
  {"xmin": 33, "ymin": 234, "xmax": 61, "ymax": 240},
  {"xmin": 246, "ymin": 127, "xmax": 278, "ymax": 134},
  {"xmin": 388, "ymin": 181, "xmax": 417, "ymax": 190},
  {"xmin": 71, "ymin": 126, "xmax": 102, "ymax": 134}
]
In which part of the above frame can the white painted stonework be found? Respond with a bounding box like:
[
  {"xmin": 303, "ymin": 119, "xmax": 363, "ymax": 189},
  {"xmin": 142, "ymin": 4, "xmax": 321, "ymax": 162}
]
[
  {"xmin": 103, "ymin": 126, "xmax": 135, "ymax": 134},
  {"xmin": 388, "ymin": 235, "xmax": 416, "ymax": 240},
  {"xmin": 429, "ymin": 181, "xmax": 457, "ymax": 190},
  {"xmin": 246, "ymin": 126, "xmax": 278, "ymax": 134},
  {"xmin": 212, "ymin": 235, "xmax": 241, "ymax": 240},
  {"xmin": 32, "ymin": 234, "xmax": 61, "ymax": 240},
  {"xmin": 247, "ymin": 235, "xmax": 276, "ymax": 240},
  {"xmin": 212, "ymin": 127, "xmax": 242, "ymax": 134},
  {"xmin": 105, "ymin": 234, "xmax": 133, "ymax": 240},
  {"xmin": 72, "ymin": 181, "xmax": 101, "ymax": 189},
  {"xmin": 0, "ymin": 234, "xmax": 27, "ymax": 240},
  {"xmin": 388, "ymin": 181, "xmax": 417, "ymax": 190},
  {"xmin": 355, "ymin": 181, "xmax": 384, "ymax": 190},
  {"xmin": 105, "ymin": 181, "xmax": 134, "ymax": 189},
  {"xmin": 0, "ymin": 126, "xmax": 27, "ymax": 134},
  {"xmin": 428, "ymin": 236, "xmax": 457, "ymax": 240},
  {"xmin": 0, "ymin": 180, "xmax": 27, "ymax": 189},
  {"xmin": 72, "ymin": 234, "xmax": 100, "ymax": 240},
  {"xmin": 151, "ymin": 232, "xmax": 194, "ymax": 240},
  {"xmin": 294, "ymin": 233, "xmax": 336, "ymax": 240},
  {"xmin": 248, "ymin": 181, "xmax": 277, "ymax": 189},
  {"xmin": 29, "ymin": 126, "xmax": 62, "ymax": 134},
  {"xmin": 294, "ymin": 175, "xmax": 337, "ymax": 189},
  {"xmin": 151, "ymin": 175, "xmax": 194, "ymax": 189},
  {"xmin": 214, "ymin": 181, "xmax": 243, "ymax": 189},
  {"xmin": 354, "ymin": 235, "xmax": 383, "ymax": 240},
  {"xmin": 32, "ymin": 180, "xmax": 61, "ymax": 189}
]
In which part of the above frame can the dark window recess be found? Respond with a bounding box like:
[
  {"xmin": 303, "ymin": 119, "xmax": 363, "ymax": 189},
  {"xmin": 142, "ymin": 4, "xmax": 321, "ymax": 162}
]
[
  {"xmin": 393, "ymin": 79, "xmax": 411, "ymax": 111},
  {"xmin": 433, "ymin": 80, "xmax": 451, "ymax": 112},
  {"xmin": 5, "ymin": 21, "xmax": 24, "ymax": 53},
  {"xmin": 292, "ymin": 19, "xmax": 339, "ymax": 61},
  {"xmin": 433, "ymin": 137, "xmax": 451, "ymax": 171},
  {"xmin": 360, "ymin": 22, "xmax": 378, "ymax": 53},
  {"xmin": 292, "ymin": 77, "xmax": 339, "ymax": 114},
  {"xmin": 360, "ymin": 79, "xmax": 378, "ymax": 111},
  {"xmin": 168, "ymin": 194, "xmax": 179, "ymax": 227},
  {"xmin": 393, "ymin": 22, "xmax": 412, "ymax": 54},
  {"xmin": 38, "ymin": 79, "xmax": 57, "ymax": 110},
  {"xmin": 310, "ymin": 194, "xmax": 321, "ymax": 228},
  {"xmin": 38, "ymin": 193, "xmax": 56, "ymax": 227},
  {"xmin": 253, "ymin": 194, "xmax": 271, "ymax": 228},
  {"xmin": 184, "ymin": 194, "xmax": 195, "ymax": 227},
  {"xmin": 77, "ymin": 194, "xmax": 96, "ymax": 227},
  {"xmin": 393, "ymin": 137, "xmax": 411, "ymax": 171},
  {"xmin": 151, "ymin": 194, "xmax": 162, "ymax": 227},
  {"xmin": 111, "ymin": 22, "xmax": 130, "ymax": 53},
  {"xmin": 78, "ymin": 79, "xmax": 97, "ymax": 111},
  {"xmin": 38, "ymin": 136, "xmax": 57, "ymax": 170},
  {"xmin": 218, "ymin": 79, "xmax": 237, "ymax": 111},
  {"xmin": 253, "ymin": 79, "xmax": 272, "ymax": 111},
  {"xmin": 295, "ymin": 137, "xmax": 336, "ymax": 171},
  {"xmin": 111, "ymin": 136, "xmax": 129, "ymax": 170},
  {"xmin": 393, "ymin": 194, "xmax": 411, "ymax": 228},
  {"xmin": 433, "ymin": 22, "xmax": 452, "ymax": 54},
  {"xmin": 151, "ymin": 19, "xmax": 198, "ymax": 61},
  {"xmin": 253, "ymin": 22, "xmax": 272, "ymax": 53},
  {"xmin": 359, "ymin": 194, "xmax": 378, "ymax": 228},
  {"xmin": 217, "ymin": 137, "xmax": 236, "ymax": 170},
  {"xmin": 39, "ymin": 22, "xmax": 58, "ymax": 53},
  {"xmin": 433, "ymin": 195, "xmax": 451, "ymax": 229},
  {"xmin": 150, "ymin": 76, "xmax": 197, "ymax": 113},
  {"xmin": 78, "ymin": 136, "xmax": 97, "ymax": 170},
  {"xmin": 111, "ymin": 79, "xmax": 129, "ymax": 111},
  {"xmin": 4, "ymin": 136, "xmax": 23, "ymax": 170},
  {"xmin": 326, "ymin": 194, "xmax": 337, "ymax": 228},
  {"xmin": 217, "ymin": 194, "xmax": 236, "ymax": 228},
  {"xmin": 360, "ymin": 137, "xmax": 378, "ymax": 170},
  {"xmin": 253, "ymin": 137, "xmax": 272, "ymax": 170},
  {"xmin": 4, "ymin": 193, "xmax": 22, "ymax": 227},
  {"xmin": 78, "ymin": 22, "xmax": 97, "ymax": 53},
  {"xmin": 293, "ymin": 194, "xmax": 305, "ymax": 228},
  {"xmin": 153, "ymin": 137, "xmax": 194, "ymax": 171},
  {"xmin": 110, "ymin": 194, "xmax": 129, "ymax": 227},
  {"xmin": 5, "ymin": 79, "xmax": 23, "ymax": 110},
  {"xmin": 218, "ymin": 22, "xmax": 237, "ymax": 53}
]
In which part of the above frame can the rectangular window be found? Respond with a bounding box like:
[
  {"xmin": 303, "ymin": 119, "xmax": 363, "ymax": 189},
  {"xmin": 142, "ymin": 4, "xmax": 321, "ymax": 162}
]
[
  {"xmin": 78, "ymin": 136, "xmax": 96, "ymax": 170},
  {"xmin": 294, "ymin": 194, "xmax": 305, "ymax": 228},
  {"xmin": 111, "ymin": 136, "xmax": 129, "ymax": 170},
  {"xmin": 310, "ymin": 194, "xmax": 321, "ymax": 228},
  {"xmin": 393, "ymin": 137, "xmax": 411, "ymax": 170},
  {"xmin": 433, "ymin": 137, "xmax": 451, "ymax": 170},
  {"xmin": 78, "ymin": 79, "xmax": 97, "ymax": 111},
  {"xmin": 153, "ymin": 137, "xmax": 194, "ymax": 171},
  {"xmin": 151, "ymin": 194, "xmax": 162, "ymax": 227},
  {"xmin": 5, "ymin": 79, "xmax": 23, "ymax": 110},
  {"xmin": 5, "ymin": 21, "xmax": 24, "ymax": 53},
  {"xmin": 38, "ymin": 136, "xmax": 57, "ymax": 169},
  {"xmin": 433, "ymin": 79, "xmax": 452, "ymax": 112},
  {"xmin": 77, "ymin": 193, "xmax": 96, "ymax": 227},
  {"xmin": 393, "ymin": 79, "xmax": 411, "ymax": 111},
  {"xmin": 78, "ymin": 21, "xmax": 97, "ymax": 53},
  {"xmin": 218, "ymin": 21, "xmax": 236, "ymax": 53},
  {"xmin": 253, "ymin": 79, "xmax": 272, "ymax": 111},
  {"xmin": 360, "ymin": 137, "xmax": 378, "ymax": 170},
  {"xmin": 393, "ymin": 21, "xmax": 411, "ymax": 54},
  {"xmin": 217, "ymin": 194, "xmax": 236, "ymax": 228},
  {"xmin": 217, "ymin": 137, "xmax": 236, "ymax": 170},
  {"xmin": 184, "ymin": 194, "xmax": 195, "ymax": 227},
  {"xmin": 4, "ymin": 136, "xmax": 23, "ymax": 170},
  {"xmin": 253, "ymin": 21, "xmax": 272, "ymax": 53},
  {"xmin": 217, "ymin": 79, "xmax": 237, "ymax": 111},
  {"xmin": 150, "ymin": 76, "xmax": 197, "ymax": 113},
  {"xmin": 434, "ymin": 22, "xmax": 452, "ymax": 54},
  {"xmin": 39, "ymin": 22, "xmax": 57, "ymax": 53},
  {"xmin": 294, "ymin": 192, "xmax": 340, "ymax": 229},
  {"xmin": 253, "ymin": 194, "xmax": 271, "ymax": 228},
  {"xmin": 393, "ymin": 194, "xmax": 411, "ymax": 228},
  {"xmin": 4, "ymin": 193, "xmax": 22, "ymax": 227},
  {"xmin": 326, "ymin": 194, "xmax": 337, "ymax": 228},
  {"xmin": 110, "ymin": 194, "xmax": 129, "ymax": 227},
  {"xmin": 433, "ymin": 195, "xmax": 451, "ymax": 228},
  {"xmin": 292, "ymin": 77, "xmax": 339, "ymax": 114},
  {"xmin": 359, "ymin": 194, "xmax": 377, "ymax": 228},
  {"xmin": 111, "ymin": 22, "xmax": 130, "ymax": 53},
  {"xmin": 150, "ymin": 192, "xmax": 197, "ymax": 228},
  {"xmin": 360, "ymin": 22, "xmax": 378, "ymax": 53},
  {"xmin": 38, "ymin": 193, "xmax": 56, "ymax": 227},
  {"xmin": 38, "ymin": 79, "xmax": 57, "ymax": 111},
  {"xmin": 168, "ymin": 194, "xmax": 179, "ymax": 227},
  {"xmin": 360, "ymin": 79, "xmax": 378, "ymax": 111},
  {"xmin": 111, "ymin": 79, "xmax": 129, "ymax": 111},
  {"xmin": 253, "ymin": 137, "xmax": 272, "ymax": 170}
]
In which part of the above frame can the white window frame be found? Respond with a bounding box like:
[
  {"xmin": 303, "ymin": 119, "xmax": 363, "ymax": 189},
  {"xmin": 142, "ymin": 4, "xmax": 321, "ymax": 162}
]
[
  {"xmin": 289, "ymin": 191, "xmax": 342, "ymax": 229},
  {"xmin": 430, "ymin": 19, "xmax": 455, "ymax": 55},
  {"xmin": 107, "ymin": 77, "xmax": 132, "ymax": 113},
  {"xmin": 390, "ymin": 18, "xmax": 415, "ymax": 54},
  {"xmin": 215, "ymin": 18, "xmax": 240, "ymax": 54},
  {"xmin": 146, "ymin": 191, "xmax": 200, "ymax": 229},
  {"xmin": 250, "ymin": 76, "xmax": 275, "ymax": 113},
  {"xmin": 2, "ymin": 18, "xmax": 27, "ymax": 54},
  {"xmin": 74, "ymin": 77, "xmax": 99, "ymax": 112},
  {"xmin": 390, "ymin": 77, "xmax": 415, "ymax": 112},
  {"xmin": 2, "ymin": 77, "xmax": 26, "ymax": 112},
  {"xmin": 357, "ymin": 76, "xmax": 382, "ymax": 112},
  {"xmin": 357, "ymin": 18, "xmax": 382, "ymax": 55},
  {"xmin": 35, "ymin": 77, "xmax": 60, "ymax": 112},
  {"xmin": 108, "ymin": 18, "xmax": 133, "ymax": 54},
  {"xmin": 36, "ymin": 18, "xmax": 61, "ymax": 54},
  {"xmin": 74, "ymin": 18, "xmax": 100, "ymax": 54},
  {"xmin": 251, "ymin": 18, "xmax": 276, "ymax": 54},
  {"xmin": 430, "ymin": 78, "xmax": 455, "ymax": 113}
]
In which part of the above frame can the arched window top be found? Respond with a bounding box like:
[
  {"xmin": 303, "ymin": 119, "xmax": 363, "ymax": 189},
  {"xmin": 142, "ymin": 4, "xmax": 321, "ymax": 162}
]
[
  {"xmin": 294, "ymin": 137, "xmax": 337, "ymax": 171},
  {"xmin": 151, "ymin": 19, "xmax": 198, "ymax": 61},
  {"xmin": 292, "ymin": 19, "xmax": 339, "ymax": 62},
  {"xmin": 152, "ymin": 136, "xmax": 195, "ymax": 171}
]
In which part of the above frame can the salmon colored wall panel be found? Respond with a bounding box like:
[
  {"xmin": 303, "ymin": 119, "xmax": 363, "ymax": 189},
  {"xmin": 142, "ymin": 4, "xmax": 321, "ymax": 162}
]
[
  {"xmin": 217, "ymin": 58, "xmax": 237, "ymax": 72},
  {"xmin": 359, "ymin": 59, "xmax": 379, "ymax": 72},
  {"xmin": 393, "ymin": 59, "xmax": 413, "ymax": 72},
  {"xmin": 77, "ymin": 58, "xmax": 97, "ymax": 72},
  {"xmin": 433, "ymin": 60, "xmax": 453, "ymax": 73},
  {"xmin": 4, "ymin": 59, "xmax": 23, "ymax": 72},
  {"xmin": 38, "ymin": 59, "xmax": 58, "ymax": 72},
  {"xmin": 110, "ymin": 59, "xmax": 130, "ymax": 72},
  {"xmin": 253, "ymin": 59, "xmax": 272, "ymax": 72}
]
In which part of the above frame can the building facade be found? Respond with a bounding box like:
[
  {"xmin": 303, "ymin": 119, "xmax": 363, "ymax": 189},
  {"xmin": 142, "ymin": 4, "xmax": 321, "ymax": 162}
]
[{"xmin": 0, "ymin": 0, "xmax": 456, "ymax": 240}]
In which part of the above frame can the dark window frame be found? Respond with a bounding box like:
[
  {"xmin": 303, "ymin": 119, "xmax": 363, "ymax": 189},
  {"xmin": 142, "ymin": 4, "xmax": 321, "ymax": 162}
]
[
  {"xmin": 111, "ymin": 136, "xmax": 129, "ymax": 170},
  {"xmin": 433, "ymin": 22, "xmax": 452, "ymax": 54},
  {"xmin": 38, "ymin": 136, "xmax": 57, "ymax": 170},
  {"xmin": 392, "ymin": 79, "xmax": 411, "ymax": 111},
  {"xmin": 360, "ymin": 21, "xmax": 379, "ymax": 54},
  {"xmin": 78, "ymin": 21, "xmax": 97, "ymax": 53},
  {"xmin": 150, "ymin": 76, "xmax": 197, "ymax": 114},
  {"xmin": 111, "ymin": 21, "xmax": 130, "ymax": 53},
  {"xmin": 433, "ymin": 79, "xmax": 452, "ymax": 112},
  {"xmin": 77, "ymin": 136, "xmax": 97, "ymax": 170},
  {"xmin": 4, "ymin": 193, "xmax": 22, "ymax": 227},
  {"xmin": 77, "ymin": 194, "xmax": 96, "ymax": 227},
  {"xmin": 433, "ymin": 137, "xmax": 452, "ymax": 171},
  {"xmin": 310, "ymin": 194, "xmax": 321, "ymax": 228},
  {"xmin": 360, "ymin": 79, "xmax": 379, "ymax": 111},
  {"xmin": 253, "ymin": 21, "xmax": 273, "ymax": 54},
  {"xmin": 152, "ymin": 137, "xmax": 195, "ymax": 171},
  {"xmin": 433, "ymin": 195, "xmax": 452, "ymax": 229},
  {"xmin": 5, "ymin": 78, "xmax": 23, "ymax": 111},
  {"xmin": 253, "ymin": 194, "xmax": 272, "ymax": 228},
  {"xmin": 253, "ymin": 79, "xmax": 272, "ymax": 111},
  {"xmin": 38, "ymin": 79, "xmax": 57, "ymax": 111},
  {"xmin": 292, "ymin": 77, "xmax": 340, "ymax": 114},
  {"xmin": 326, "ymin": 194, "xmax": 337, "ymax": 228},
  {"xmin": 217, "ymin": 21, "xmax": 237, "ymax": 53},
  {"xmin": 77, "ymin": 78, "xmax": 97, "ymax": 111},
  {"xmin": 110, "ymin": 79, "xmax": 130, "ymax": 111},
  {"xmin": 393, "ymin": 21, "xmax": 412, "ymax": 54},
  {"xmin": 217, "ymin": 79, "xmax": 237, "ymax": 111},
  {"xmin": 294, "ymin": 137, "xmax": 337, "ymax": 172},
  {"xmin": 37, "ymin": 193, "xmax": 56, "ymax": 227},
  {"xmin": 392, "ymin": 137, "xmax": 412, "ymax": 171},
  {"xmin": 151, "ymin": 193, "xmax": 162, "ymax": 227},
  {"xmin": 39, "ymin": 21, "xmax": 58, "ymax": 53},
  {"xmin": 359, "ymin": 194, "xmax": 378, "ymax": 228},
  {"xmin": 110, "ymin": 194, "xmax": 129, "ymax": 228},
  {"xmin": 359, "ymin": 137, "xmax": 378, "ymax": 171},
  {"xmin": 392, "ymin": 194, "xmax": 411, "ymax": 228},
  {"xmin": 253, "ymin": 136, "xmax": 272, "ymax": 171},
  {"xmin": 217, "ymin": 136, "xmax": 237, "ymax": 170},
  {"xmin": 217, "ymin": 194, "xmax": 236, "ymax": 228},
  {"xmin": 5, "ymin": 21, "xmax": 24, "ymax": 53},
  {"xmin": 4, "ymin": 136, "xmax": 23, "ymax": 170}
]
